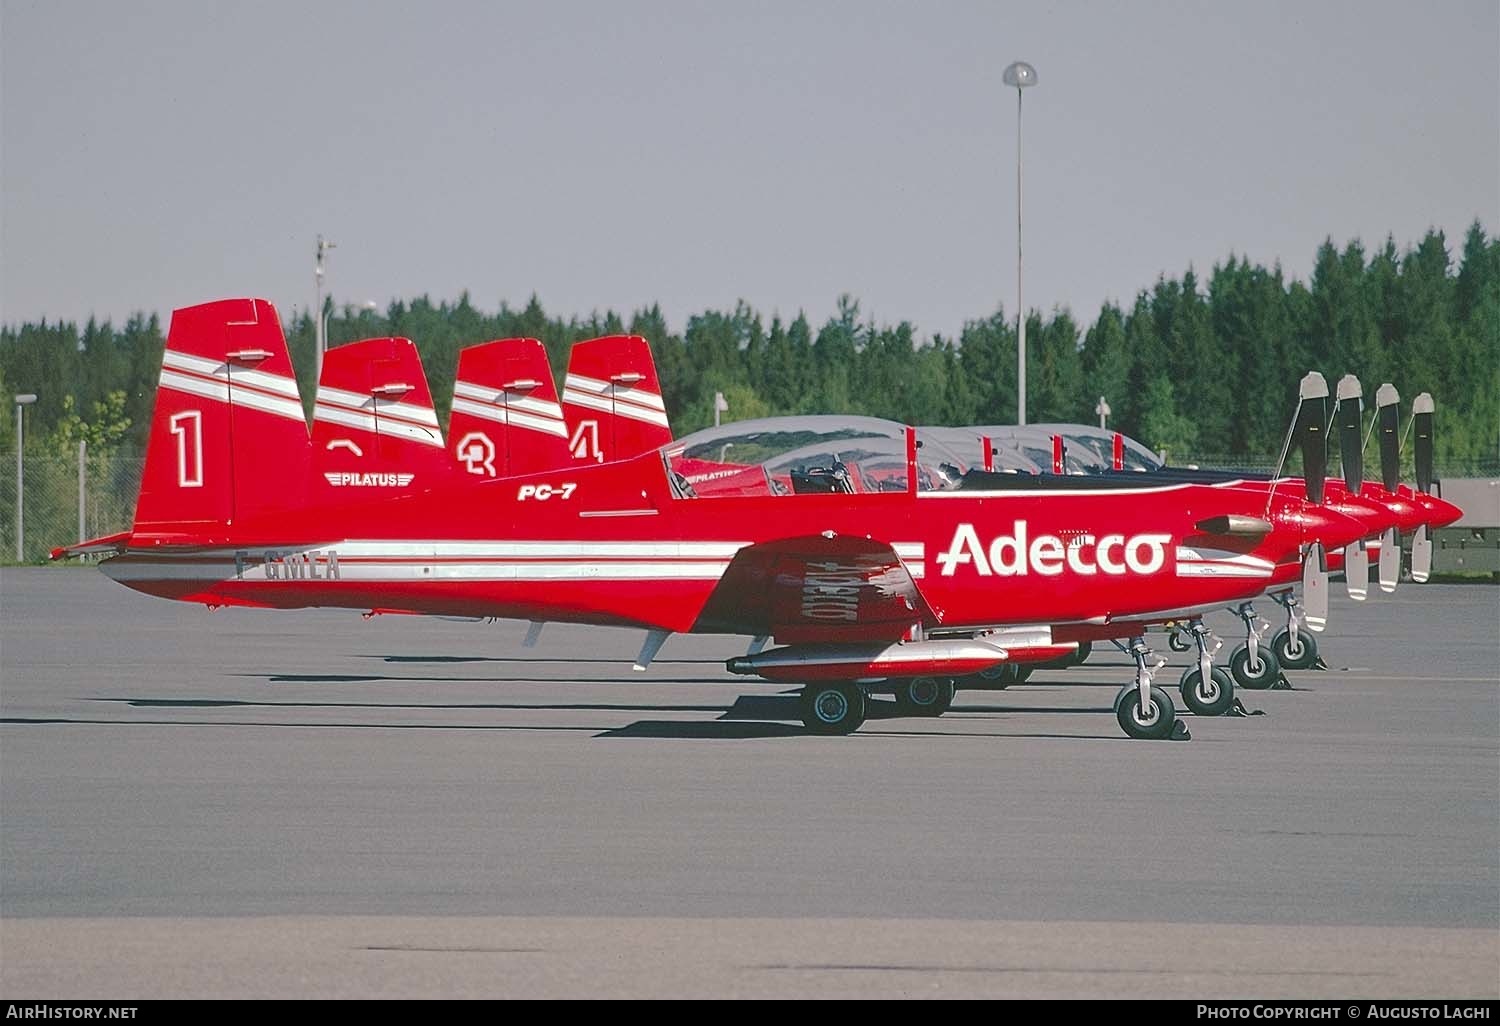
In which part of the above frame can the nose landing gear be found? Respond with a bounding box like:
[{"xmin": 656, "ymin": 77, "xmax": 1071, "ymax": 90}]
[
  {"xmin": 1228, "ymin": 602, "xmax": 1288, "ymax": 689},
  {"xmin": 1270, "ymin": 591, "xmax": 1326, "ymax": 671},
  {"xmin": 1173, "ymin": 618, "xmax": 1236, "ymax": 717},
  {"xmin": 1114, "ymin": 638, "xmax": 1189, "ymax": 740}
]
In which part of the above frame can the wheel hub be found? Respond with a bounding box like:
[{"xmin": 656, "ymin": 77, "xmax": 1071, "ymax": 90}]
[
  {"xmin": 1133, "ymin": 698, "xmax": 1160, "ymax": 727},
  {"xmin": 908, "ymin": 678, "xmax": 939, "ymax": 706},
  {"xmin": 815, "ymin": 690, "xmax": 848, "ymax": 723}
]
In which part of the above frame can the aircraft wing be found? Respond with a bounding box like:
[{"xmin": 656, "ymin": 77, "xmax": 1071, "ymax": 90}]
[{"xmin": 692, "ymin": 534, "xmax": 938, "ymax": 643}]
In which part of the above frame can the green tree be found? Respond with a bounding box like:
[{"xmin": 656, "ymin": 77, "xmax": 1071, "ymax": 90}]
[{"xmin": 1138, "ymin": 375, "xmax": 1198, "ymax": 461}]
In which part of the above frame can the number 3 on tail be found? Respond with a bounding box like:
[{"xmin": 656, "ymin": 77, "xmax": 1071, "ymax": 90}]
[
  {"xmin": 570, "ymin": 419, "xmax": 602, "ymax": 462},
  {"xmin": 169, "ymin": 410, "xmax": 204, "ymax": 487}
]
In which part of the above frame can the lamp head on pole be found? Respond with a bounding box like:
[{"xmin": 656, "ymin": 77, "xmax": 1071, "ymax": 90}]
[
  {"xmin": 14, "ymin": 394, "xmax": 37, "ymax": 406},
  {"xmin": 1002, "ymin": 61, "xmax": 1037, "ymax": 89}
]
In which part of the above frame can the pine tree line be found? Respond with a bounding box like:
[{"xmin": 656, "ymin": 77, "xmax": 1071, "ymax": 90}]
[{"xmin": 3, "ymin": 224, "xmax": 1496, "ymax": 470}]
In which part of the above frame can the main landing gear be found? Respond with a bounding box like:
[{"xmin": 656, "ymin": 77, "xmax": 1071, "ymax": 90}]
[
  {"xmin": 1114, "ymin": 637, "xmax": 1187, "ymax": 741},
  {"xmin": 800, "ymin": 682, "xmax": 868, "ymax": 735},
  {"xmin": 799, "ymin": 677, "xmax": 954, "ymax": 733},
  {"xmin": 1269, "ymin": 591, "xmax": 1325, "ymax": 671},
  {"xmin": 957, "ymin": 664, "xmax": 1031, "ymax": 690},
  {"xmin": 892, "ymin": 676, "xmax": 956, "ymax": 716}
]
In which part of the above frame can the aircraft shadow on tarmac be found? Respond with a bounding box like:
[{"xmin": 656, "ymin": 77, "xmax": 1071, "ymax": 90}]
[
  {"xmin": 253, "ymin": 673, "xmax": 736, "ymax": 686},
  {"xmin": 371, "ymin": 654, "xmax": 726, "ymax": 666},
  {"xmin": 63, "ymin": 693, "xmax": 1132, "ymax": 743},
  {"xmin": 105, "ymin": 697, "xmax": 736, "ymax": 715},
  {"xmin": 595, "ymin": 694, "xmax": 1129, "ymax": 741}
]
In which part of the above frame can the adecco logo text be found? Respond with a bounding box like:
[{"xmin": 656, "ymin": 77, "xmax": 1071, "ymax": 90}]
[{"xmin": 935, "ymin": 521, "xmax": 1173, "ymax": 577}]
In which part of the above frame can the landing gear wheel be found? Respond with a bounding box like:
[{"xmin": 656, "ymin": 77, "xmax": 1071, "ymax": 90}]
[
  {"xmin": 1114, "ymin": 685, "xmax": 1177, "ymax": 740},
  {"xmin": 1013, "ymin": 666, "xmax": 1033, "ymax": 683},
  {"xmin": 962, "ymin": 664, "xmax": 1016, "ymax": 690},
  {"xmin": 1168, "ymin": 632, "xmax": 1191, "ymax": 653},
  {"xmin": 1072, "ymin": 641, "xmax": 1093, "ymax": 666},
  {"xmin": 893, "ymin": 677, "xmax": 955, "ymax": 717},
  {"xmin": 1272, "ymin": 628, "xmax": 1319, "ymax": 671},
  {"xmin": 1177, "ymin": 665, "xmax": 1235, "ymax": 717},
  {"xmin": 801, "ymin": 683, "xmax": 867, "ymax": 735},
  {"xmin": 1229, "ymin": 644, "xmax": 1280, "ymax": 690}
]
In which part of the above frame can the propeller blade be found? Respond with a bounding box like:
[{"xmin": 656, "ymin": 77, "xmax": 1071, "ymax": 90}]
[
  {"xmin": 1375, "ymin": 383, "xmax": 1400, "ymax": 494},
  {"xmin": 1378, "ymin": 527, "xmax": 1400, "ymax": 593},
  {"xmin": 1344, "ymin": 541, "xmax": 1368, "ymax": 601},
  {"xmin": 1411, "ymin": 524, "xmax": 1432, "ymax": 583},
  {"xmin": 1296, "ymin": 372, "xmax": 1330, "ymax": 503},
  {"xmin": 1413, "ymin": 393, "xmax": 1434, "ymax": 494},
  {"xmin": 1302, "ymin": 542, "xmax": 1329, "ymax": 632},
  {"xmin": 1335, "ymin": 374, "xmax": 1363, "ymax": 495}
]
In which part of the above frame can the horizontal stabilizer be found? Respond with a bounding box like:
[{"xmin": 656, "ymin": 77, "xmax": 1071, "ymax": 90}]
[{"xmin": 50, "ymin": 530, "xmax": 132, "ymax": 561}]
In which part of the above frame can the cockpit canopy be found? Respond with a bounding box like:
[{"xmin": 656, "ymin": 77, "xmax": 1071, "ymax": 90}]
[
  {"xmin": 665, "ymin": 415, "xmax": 969, "ymax": 496},
  {"xmin": 662, "ymin": 415, "xmax": 1162, "ymax": 498}
]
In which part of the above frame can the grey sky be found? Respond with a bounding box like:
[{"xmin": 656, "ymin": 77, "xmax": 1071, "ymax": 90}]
[{"xmin": 2, "ymin": 0, "xmax": 1496, "ymax": 342}]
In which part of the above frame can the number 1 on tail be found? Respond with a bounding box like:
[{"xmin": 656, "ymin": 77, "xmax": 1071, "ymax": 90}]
[{"xmin": 170, "ymin": 410, "xmax": 204, "ymax": 487}]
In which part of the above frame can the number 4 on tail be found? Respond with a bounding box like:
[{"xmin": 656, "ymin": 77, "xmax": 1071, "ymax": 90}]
[
  {"xmin": 570, "ymin": 419, "xmax": 603, "ymax": 462},
  {"xmin": 169, "ymin": 410, "xmax": 204, "ymax": 487}
]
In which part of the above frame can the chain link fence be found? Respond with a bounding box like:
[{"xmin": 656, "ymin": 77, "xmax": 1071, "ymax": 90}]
[{"xmin": 0, "ymin": 450, "xmax": 143, "ymax": 563}]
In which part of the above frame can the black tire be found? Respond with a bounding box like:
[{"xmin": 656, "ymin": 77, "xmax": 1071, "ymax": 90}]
[
  {"xmin": 960, "ymin": 663, "xmax": 1016, "ymax": 691},
  {"xmin": 1072, "ymin": 641, "xmax": 1093, "ymax": 666},
  {"xmin": 801, "ymin": 683, "xmax": 868, "ymax": 735},
  {"xmin": 1014, "ymin": 666, "xmax": 1033, "ymax": 683},
  {"xmin": 892, "ymin": 677, "xmax": 955, "ymax": 717},
  {"xmin": 1168, "ymin": 631, "xmax": 1191, "ymax": 653},
  {"xmin": 1116, "ymin": 685, "xmax": 1177, "ymax": 740},
  {"xmin": 1229, "ymin": 643, "xmax": 1280, "ymax": 690},
  {"xmin": 1272, "ymin": 628, "xmax": 1319, "ymax": 671},
  {"xmin": 1177, "ymin": 665, "xmax": 1235, "ymax": 717}
]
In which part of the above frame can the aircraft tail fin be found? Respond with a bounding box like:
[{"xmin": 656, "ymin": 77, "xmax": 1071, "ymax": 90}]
[
  {"xmin": 561, "ymin": 335, "xmax": 672, "ymax": 463},
  {"xmin": 450, "ymin": 338, "xmax": 570, "ymax": 479},
  {"xmin": 135, "ymin": 298, "xmax": 310, "ymax": 532},
  {"xmin": 311, "ymin": 336, "xmax": 448, "ymax": 494}
]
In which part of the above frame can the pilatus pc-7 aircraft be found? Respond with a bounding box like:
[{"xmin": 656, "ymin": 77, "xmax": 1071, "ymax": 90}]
[
  {"xmin": 62, "ymin": 298, "xmax": 1433, "ymax": 740},
  {"xmin": 487, "ymin": 335, "xmax": 1457, "ymax": 715}
]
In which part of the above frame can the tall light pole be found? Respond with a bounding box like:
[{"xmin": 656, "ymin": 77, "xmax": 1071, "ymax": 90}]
[
  {"xmin": 314, "ymin": 235, "xmax": 336, "ymax": 382},
  {"xmin": 320, "ymin": 299, "xmax": 379, "ymax": 364},
  {"xmin": 1002, "ymin": 60, "xmax": 1037, "ymax": 425},
  {"xmin": 14, "ymin": 393, "xmax": 36, "ymax": 562}
]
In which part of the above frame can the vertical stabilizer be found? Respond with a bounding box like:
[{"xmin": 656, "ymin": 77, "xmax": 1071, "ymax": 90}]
[
  {"xmin": 561, "ymin": 335, "xmax": 672, "ymax": 464},
  {"xmin": 135, "ymin": 298, "xmax": 310, "ymax": 531},
  {"xmin": 311, "ymin": 336, "xmax": 448, "ymax": 495},
  {"xmin": 450, "ymin": 338, "xmax": 570, "ymax": 479}
]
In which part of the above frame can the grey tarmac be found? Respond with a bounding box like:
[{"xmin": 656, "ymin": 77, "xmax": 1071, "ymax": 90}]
[{"xmin": 1, "ymin": 568, "xmax": 1496, "ymax": 998}]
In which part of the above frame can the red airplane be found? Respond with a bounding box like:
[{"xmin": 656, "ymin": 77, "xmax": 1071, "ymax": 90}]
[
  {"xmin": 54, "ymin": 298, "xmax": 1375, "ymax": 740},
  {"xmin": 606, "ymin": 371, "xmax": 1395, "ymax": 715},
  {"xmin": 302, "ymin": 327, "xmax": 1405, "ymax": 721},
  {"xmin": 432, "ymin": 328, "xmax": 1452, "ymax": 720}
]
